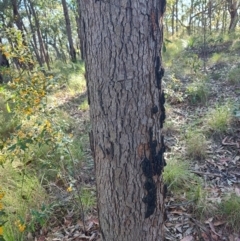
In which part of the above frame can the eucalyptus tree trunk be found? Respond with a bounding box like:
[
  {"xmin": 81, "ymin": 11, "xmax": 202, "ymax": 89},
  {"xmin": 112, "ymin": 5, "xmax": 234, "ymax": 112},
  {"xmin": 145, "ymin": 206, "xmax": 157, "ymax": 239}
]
[
  {"xmin": 28, "ymin": 0, "xmax": 50, "ymax": 70},
  {"xmin": 79, "ymin": 1, "xmax": 167, "ymax": 240},
  {"xmin": 227, "ymin": 0, "xmax": 239, "ymax": 32},
  {"xmin": 175, "ymin": 0, "xmax": 179, "ymax": 33},
  {"xmin": 23, "ymin": 0, "xmax": 43, "ymax": 67},
  {"xmin": 172, "ymin": 3, "xmax": 175, "ymax": 35},
  {"xmin": 61, "ymin": 0, "xmax": 76, "ymax": 62}
]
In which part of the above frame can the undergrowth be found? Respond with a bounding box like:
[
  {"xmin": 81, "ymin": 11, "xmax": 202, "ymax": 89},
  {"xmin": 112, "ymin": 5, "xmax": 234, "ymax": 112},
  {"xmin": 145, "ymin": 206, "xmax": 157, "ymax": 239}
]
[{"xmin": 0, "ymin": 35, "xmax": 92, "ymax": 239}]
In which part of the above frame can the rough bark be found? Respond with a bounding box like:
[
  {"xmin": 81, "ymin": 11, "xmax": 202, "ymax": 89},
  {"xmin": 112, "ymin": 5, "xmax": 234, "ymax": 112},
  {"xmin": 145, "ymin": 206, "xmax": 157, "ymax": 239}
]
[
  {"xmin": 79, "ymin": 0, "xmax": 166, "ymax": 240},
  {"xmin": 61, "ymin": 0, "xmax": 76, "ymax": 62}
]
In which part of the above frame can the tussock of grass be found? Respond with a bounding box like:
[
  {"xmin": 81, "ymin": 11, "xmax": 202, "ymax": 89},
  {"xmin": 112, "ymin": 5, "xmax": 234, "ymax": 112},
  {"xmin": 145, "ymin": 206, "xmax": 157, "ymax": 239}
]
[
  {"xmin": 218, "ymin": 194, "xmax": 240, "ymax": 231},
  {"xmin": 185, "ymin": 131, "xmax": 207, "ymax": 160},
  {"xmin": 231, "ymin": 40, "xmax": 240, "ymax": 51},
  {"xmin": 80, "ymin": 187, "xmax": 96, "ymax": 210},
  {"xmin": 227, "ymin": 67, "xmax": 240, "ymax": 84},
  {"xmin": 205, "ymin": 103, "xmax": 233, "ymax": 134},
  {"xmin": 68, "ymin": 74, "xmax": 86, "ymax": 94},
  {"xmin": 209, "ymin": 53, "xmax": 222, "ymax": 65},
  {"xmin": 186, "ymin": 80, "xmax": 208, "ymax": 104},
  {"xmin": 54, "ymin": 109, "xmax": 75, "ymax": 132},
  {"xmin": 187, "ymin": 182, "xmax": 211, "ymax": 218},
  {"xmin": 163, "ymin": 158, "xmax": 191, "ymax": 191},
  {"xmin": 0, "ymin": 163, "xmax": 48, "ymax": 240},
  {"xmin": 79, "ymin": 99, "xmax": 89, "ymax": 111}
]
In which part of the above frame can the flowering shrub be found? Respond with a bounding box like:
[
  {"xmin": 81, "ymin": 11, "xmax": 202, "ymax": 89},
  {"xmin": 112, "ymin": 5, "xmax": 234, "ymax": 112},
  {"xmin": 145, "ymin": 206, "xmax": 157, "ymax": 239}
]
[{"xmin": 0, "ymin": 189, "xmax": 6, "ymax": 241}]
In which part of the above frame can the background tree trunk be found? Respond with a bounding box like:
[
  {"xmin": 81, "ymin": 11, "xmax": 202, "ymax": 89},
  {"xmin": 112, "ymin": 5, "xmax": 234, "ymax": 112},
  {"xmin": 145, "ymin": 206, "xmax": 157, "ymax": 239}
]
[
  {"xmin": 61, "ymin": 0, "xmax": 76, "ymax": 62},
  {"xmin": 28, "ymin": 0, "xmax": 50, "ymax": 70},
  {"xmin": 79, "ymin": 0, "xmax": 166, "ymax": 240},
  {"xmin": 227, "ymin": 0, "xmax": 239, "ymax": 31}
]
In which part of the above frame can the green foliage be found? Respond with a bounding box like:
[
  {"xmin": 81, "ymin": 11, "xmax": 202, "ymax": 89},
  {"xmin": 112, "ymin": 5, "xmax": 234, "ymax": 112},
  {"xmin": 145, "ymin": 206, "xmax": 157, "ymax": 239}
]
[
  {"xmin": 218, "ymin": 194, "xmax": 240, "ymax": 231},
  {"xmin": 162, "ymin": 38, "xmax": 186, "ymax": 66},
  {"xmin": 205, "ymin": 103, "xmax": 233, "ymax": 134},
  {"xmin": 79, "ymin": 99, "xmax": 89, "ymax": 111},
  {"xmin": 227, "ymin": 67, "xmax": 240, "ymax": 84},
  {"xmin": 0, "ymin": 95, "xmax": 19, "ymax": 143},
  {"xmin": 231, "ymin": 40, "xmax": 240, "ymax": 51},
  {"xmin": 29, "ymin": 204, "xmax": 55, "ymax": 232},
  {"xmin": 185, "ymin": 130, "xmax": 207, "ymax": 160},
  {"xmin": 0, "ymin": 189, "xmax": 6, "ymax": 241},
  {"xmin": 0, "ymin": 163, "xmax": 47, "ymax": 240},
  {"xmin": 53, "ymin": 109, "xmax": 75, "ymax": 132},
  {"xmin": 187, "ymin": 182, "xmax": 209, "ymax": 218},
  {"xmin": 164, "ymin": 74, "xmax": 184, "ymax": 103},
  {"xmin": 79, "ymin": 188, "xmax": 96, "ymax": 210},
  {"xmin": 208, "ymin": 53, "xmax": 222, "ymax": 65},
  {"xmin": 0, "ymin": 28, "xmax": 90, "ymax": 239},
  {"xmin": 68, "ymin": 73, "xmax": 86, "ymax": 94},
  {"xmin": 163, "ymin": 158, "xmax": 191, "ymax": 191},
  {"xmin": 186, "ymin": 79, "xmax": 209, "ymax": 104}
]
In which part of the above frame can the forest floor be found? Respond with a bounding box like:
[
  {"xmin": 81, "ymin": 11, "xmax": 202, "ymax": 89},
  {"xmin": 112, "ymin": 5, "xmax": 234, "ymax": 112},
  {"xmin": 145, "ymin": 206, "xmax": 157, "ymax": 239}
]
[
  {"xmin": 19, "ymin": 38, "xmax": 240, "ymax": 241},
  {"xmin": 163, "ymin": 42, "xmax": 240, "ymax": 241}
]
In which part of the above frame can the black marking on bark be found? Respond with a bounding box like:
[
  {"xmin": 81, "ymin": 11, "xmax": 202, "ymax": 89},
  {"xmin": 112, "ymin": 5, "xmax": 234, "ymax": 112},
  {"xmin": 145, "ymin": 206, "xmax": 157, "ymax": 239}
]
[
  {"xmin": 144, "ymin": 178, "xmax": 155, "ymax": 190},
  {"xmin": 159, "ymin": 91, "xmax": 166, "ymax": 128},
  {"xmin": 142, "ymin": 123, "xmax": 167, "ymax": 217},
  {"xmin": 161, "ymin": 0, "xmax": 167, "ymax": 16},
  {"xmin": 141, "ymin": 157, "xmax": 153, "ymax": 178},
  {"xmin": 151, "ymin": 105, "xmax": 158, "ymax": 115},
  {"xmin": 106, "ymin": 142, "xmax": 114, "ymax": 159},
  {"xmin": 164, "ymin": 210, "xmax": 168, "ymax": 221},
  {"xmin": 161, "ymin": 90, "xmax": 165, "ymax": 105},
  {"xmin": 145, "ymin": 203, "xmax": 156, "ymax": 218},
  {"xmin": 99, "ymin": 144, "xmax": 106, "ymax": 158},
  {"xmin": 156, "ymin": 56, "xmax": 160, "ymax": 70},
  {"xmin": 150, "ymin": 140, "xmax": 157, "ymax": 158},
  {"xmin": 161, "ymin": 135, "xmax": 165, "ymax": 151},
  {"xmin": 160, "ymin": 111, "xmax": 166, "ymax": 128},
  {"xmin": 149, "ymin": 127, "xmax": 153, "ymax": 143},
  {"xmin": 98, "ymin": 89, "xmax": 105, "ymax": 114},
  {"xmin": 142, "ymin": 176, "xmax": 157, "ymax": 218},
  {"xmin": 89, "ymin": 131, "xmax": 94, "ymax": 153},
  {"xmin": 163, "ymin": 184, "xmax": 168, "ymax": 199},
  {"xmin": 154, "ymin": 149, "xmax": 164, "ymax": 175},
  {"xmin": 156, "ymin": 67, "xmax": 164, "ymax": 89}
]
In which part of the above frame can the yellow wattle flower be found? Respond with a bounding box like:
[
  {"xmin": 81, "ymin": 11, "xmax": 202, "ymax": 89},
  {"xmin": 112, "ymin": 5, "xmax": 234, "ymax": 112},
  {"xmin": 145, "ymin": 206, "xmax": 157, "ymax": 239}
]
[
  {"xmin": 0, "ymin": 192, "xmax": 4, "ymax": 199},
  {"xmin": 0, "ymin": 226, "xmax": 3, "ymax": 235},
  {"xmin": 67, "ymin": 186, "xmax": 72, "ymax": 192}
]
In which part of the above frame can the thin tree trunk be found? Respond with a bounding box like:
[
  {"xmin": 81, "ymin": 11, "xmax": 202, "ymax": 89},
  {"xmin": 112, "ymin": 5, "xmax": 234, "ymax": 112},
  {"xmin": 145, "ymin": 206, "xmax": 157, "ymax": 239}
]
[
  {"xmin": 79, "ymin": 0, "xmax": 167, "ymax": 240},
  {"xmin": 227, "ymin": 0, "xmax": 239, "ymax": 32},
  {"xmin": 11, "ymin": 0, "xmax": 33, "ymax": 69},
  {"xmin": 172, "ymin": 3, "xmax": 175, "ymax": 35},
  {"xmin": 61, "ymin": 0, "xmax": 76, "ymax": 62},
  {"xmin": 23, "ymin": 0, "xmax": 43, "ymax": 67},
  {"xmin": 176, "ymin": 0, "xmax": 179, "ymax": 33},
  {"xmin": 76, "ymin": 0, "xmax": 82, "ymax": 59},
  {"xmin": 28, "ymin": 0, "xmax": 50, "ymax": 70}
]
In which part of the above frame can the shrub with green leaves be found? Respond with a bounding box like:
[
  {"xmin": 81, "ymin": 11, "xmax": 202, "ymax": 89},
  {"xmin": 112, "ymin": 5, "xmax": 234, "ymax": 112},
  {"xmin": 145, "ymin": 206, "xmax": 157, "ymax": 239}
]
[
  {"xmin": 163, "ymin": 158, "xmax": 191, "ymax": 191},
  {"xmin": 227, "ymin": 67, "xmax": 240, "ymax": 84},
  {"xmin": 205, "ymin": 103, "xmax": 233, "ymax": 134},
  {"xmin": 185, "ymin": 131, "xmax": 207, "ymax": 160},
  {"xmin": 218, "ymin": 194, "xmax": 240, "ymax": 231},
  {"xmin": 186, "ymin": 80, "xmax": 208, "ymax": 104}
]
